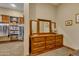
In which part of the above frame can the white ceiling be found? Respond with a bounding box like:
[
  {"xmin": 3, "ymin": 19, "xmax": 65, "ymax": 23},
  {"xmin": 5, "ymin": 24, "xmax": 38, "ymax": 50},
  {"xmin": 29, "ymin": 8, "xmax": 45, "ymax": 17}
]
[
  {"xmin": 0, "ymin": 3, "xmax": 24, "ymax": 12},
  {"xmin": 0, "ymin": 3, "xmax": 60, "ymax": 12}
]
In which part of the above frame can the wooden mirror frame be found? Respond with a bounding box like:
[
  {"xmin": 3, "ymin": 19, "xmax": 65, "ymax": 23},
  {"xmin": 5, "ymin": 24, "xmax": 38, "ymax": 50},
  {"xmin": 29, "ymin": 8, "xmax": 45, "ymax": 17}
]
[
  {"xmin": 37, "ymin": 19, "xmax": 52, "ymax": 34},
  {"xmin": 30, "ymin": 19, "xmax": 56, "ymax": 36},
  {"xmin": 30, "ymin": 20, "xmax": 37, "ymax": 35},
  {"xmin": 51, "ymin": 22, "xmax": 56, "ymax": 32}
]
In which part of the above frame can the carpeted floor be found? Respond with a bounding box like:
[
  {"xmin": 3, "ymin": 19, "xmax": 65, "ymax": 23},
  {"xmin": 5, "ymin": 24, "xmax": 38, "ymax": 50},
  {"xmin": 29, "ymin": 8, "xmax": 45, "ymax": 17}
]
[
  {"xmin": 0, "ymin": 41, "xmax": 74, "ymax": 56},
  {"xmin": 0, "ymin": 41, "xmax": 24, "ymax": 56},
  {"xmin": 38, "ymin": 47, "xmax": 72, "ymax": 56}
]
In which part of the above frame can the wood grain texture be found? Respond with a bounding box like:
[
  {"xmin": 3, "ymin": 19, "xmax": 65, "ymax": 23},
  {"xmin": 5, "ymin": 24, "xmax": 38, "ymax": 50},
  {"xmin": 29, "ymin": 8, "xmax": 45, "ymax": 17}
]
[
  {"xmin": 18, "ymin": 17, "xmax": 24, "ymax": 24},
  {"xmin": 2, "ymin": 15, "xmax": 9, "ymax": 23},
  {"xmin": 30, "ymin": 34, "xmax": 63, "ymax": 55}
]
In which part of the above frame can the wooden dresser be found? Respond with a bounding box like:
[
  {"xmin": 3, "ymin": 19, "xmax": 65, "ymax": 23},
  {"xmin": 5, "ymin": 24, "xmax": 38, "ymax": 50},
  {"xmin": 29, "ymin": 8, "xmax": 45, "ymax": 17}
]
[{"xmin": 30, "ymin": 34, "xmax": 63, "ymax": 55}]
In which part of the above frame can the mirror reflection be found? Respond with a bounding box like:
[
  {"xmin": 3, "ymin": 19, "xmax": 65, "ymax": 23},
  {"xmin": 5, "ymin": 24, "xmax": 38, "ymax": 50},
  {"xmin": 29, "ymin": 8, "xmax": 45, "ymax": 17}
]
[
  {"xmin": 32, "ymin": 21, "xmax": 37, "ymax": 33},
  {"xmin": 40, "ymin": 21, "xmax": 50, "ymax": 33}
]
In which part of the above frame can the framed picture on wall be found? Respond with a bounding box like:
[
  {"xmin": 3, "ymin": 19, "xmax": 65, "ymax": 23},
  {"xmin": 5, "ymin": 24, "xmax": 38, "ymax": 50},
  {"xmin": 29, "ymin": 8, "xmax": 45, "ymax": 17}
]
[
  {"xmin": 65, "ymin": 20, "xmax": 72, "ymax": 26},
  {"xmin": 10, "ymin": 16, "xmax": 18, "ymax": 23},
  {"xmin": 76, "ymin": 14, "xmax": 79, "ymax": 23}
]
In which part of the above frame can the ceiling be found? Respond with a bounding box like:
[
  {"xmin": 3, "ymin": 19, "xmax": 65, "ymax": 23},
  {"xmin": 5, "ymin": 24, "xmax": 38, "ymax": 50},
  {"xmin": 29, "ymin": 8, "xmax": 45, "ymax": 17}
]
[
  {"xmin": 0, "ymin": 3, "xmax": 60, "ymax": 12},
  {"xmin": 0, "ymin": 3, "xmax": 24, "ymax": 12}
]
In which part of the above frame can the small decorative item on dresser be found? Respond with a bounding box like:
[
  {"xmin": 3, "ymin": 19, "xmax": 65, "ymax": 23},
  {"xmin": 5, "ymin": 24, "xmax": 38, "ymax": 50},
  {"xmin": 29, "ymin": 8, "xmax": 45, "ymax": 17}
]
[
  {"xmin": 65, "ymin": 20, "xmax": 72, "ymax": 26},
  {"xmin": 75, "ymin": 13, "xmax": 79, "ymax": 23}
]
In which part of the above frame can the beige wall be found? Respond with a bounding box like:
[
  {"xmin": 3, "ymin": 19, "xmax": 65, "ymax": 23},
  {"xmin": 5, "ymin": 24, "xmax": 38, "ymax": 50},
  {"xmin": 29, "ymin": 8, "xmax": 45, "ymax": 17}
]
[
  {"xmin": 35, "ymin": 3, "xmax": 56, "ymax": 21},
  {"xmin": 57, "ymin": 3, "xmax": 79, "ymax": 50},
  {"xmin": 29, "ymin": 3, "xmax": 56, "ymax": 21},
  {"xmin": 29, "ymin": 3, "xmax": 57, "ymax": 33},
  {"xmin": 29, "ymin": 3, "xmax": 36, "ymax": 20},
  {"xmin": 24, "ymin": 3, "xmax": 29, "ymax": 56},
  {"xmin": 0, "ymin": 7, "xmax": 23, "ymax": 17}
]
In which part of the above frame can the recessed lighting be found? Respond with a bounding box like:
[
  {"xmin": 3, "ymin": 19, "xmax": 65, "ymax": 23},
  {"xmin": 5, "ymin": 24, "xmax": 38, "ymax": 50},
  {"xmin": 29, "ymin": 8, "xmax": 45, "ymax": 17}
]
[{"xmin": 10, "ymin": 4, "xmax": 16, "ymax": 7}]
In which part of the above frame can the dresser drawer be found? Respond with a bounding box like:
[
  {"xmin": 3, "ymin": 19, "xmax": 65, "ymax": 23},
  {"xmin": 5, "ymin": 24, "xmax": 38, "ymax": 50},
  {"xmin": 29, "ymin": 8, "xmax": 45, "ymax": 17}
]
[
  {"xmin": 56, "ymin": 41, "xmax": 63, "ymax": 44},
  {"xmin": 31, "ymin": 42, "xmax": 45, "ymax": 48},
  {"xmin": 46, "ymin": 44, "xmax": 55, "ymax": 49},
  {"xmin": 56, "ymin": 35, "xmax": 63, "ymax": 39},
  {"xmin": 56, "ymin": 43, "xmax": 63, "ymax": 47},
  {"xmin": 46, "ymin": 36, "xmax": 56, "ymax": 41},
  {"xmin": 46, "ymin": 41, "xmax": 55, "ymax": 45},
  {"xmin": 31, "ymin": 37, "xmax": 45, "ymax": 42},
  {"xmin": 56, "ymin": 39, "xmax": 63, "ymax": 42},
  {"xmin": 31, "ymin": 47, "xmax": 45, "ymax": 54},
  {"xmin": 56, "ymin": 42, "xmax": 62, "ymax": 45}
]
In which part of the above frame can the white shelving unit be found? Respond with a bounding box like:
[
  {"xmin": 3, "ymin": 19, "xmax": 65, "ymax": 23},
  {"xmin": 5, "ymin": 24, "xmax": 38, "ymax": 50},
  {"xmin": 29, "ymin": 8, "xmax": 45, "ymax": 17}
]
[{"xmin": 9, "ymin": 16, "xmax": 19, "ymax": 40}]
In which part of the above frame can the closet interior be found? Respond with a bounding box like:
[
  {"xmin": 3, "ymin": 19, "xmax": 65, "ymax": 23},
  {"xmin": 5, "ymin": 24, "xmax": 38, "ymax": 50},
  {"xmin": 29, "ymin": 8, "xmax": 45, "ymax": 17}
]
[{"xmin": 0, "ymin": 15, "xmax": 24, "ymax": 42}]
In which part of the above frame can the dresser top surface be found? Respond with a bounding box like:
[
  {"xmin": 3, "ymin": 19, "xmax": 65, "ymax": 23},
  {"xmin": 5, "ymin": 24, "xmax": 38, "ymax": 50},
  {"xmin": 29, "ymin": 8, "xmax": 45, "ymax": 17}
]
[{"xmin": 30, "ymin": 34, "xmax": 63, "ymax": 38}]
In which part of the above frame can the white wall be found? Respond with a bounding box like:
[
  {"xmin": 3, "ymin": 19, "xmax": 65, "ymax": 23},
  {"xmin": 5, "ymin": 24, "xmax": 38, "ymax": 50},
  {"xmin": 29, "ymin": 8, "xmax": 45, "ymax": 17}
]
[
  {"xmin": 35, "ymin": 3, "xmax": 56, "ymax": 21},
  {"xmin": 0, "ymin": 7, "xmax": 23, "ymax": 17},
  {"xmin": 24, "ymin": 3, "xmax": 30, "ymax": 56},
  {"xmin": 29, "ymin": 3, "xmax": 57, "ymax": 32},
  {"xmin": 29, "ymin": 3, "xmax": 56, "ymax": 21},
  {"xmin": 57, "ymin": 3, "xmax": 79, "ymax": 50},
  {"xmin": 29, "ymin": 3, "xmax": 36, "ymax": 20}
]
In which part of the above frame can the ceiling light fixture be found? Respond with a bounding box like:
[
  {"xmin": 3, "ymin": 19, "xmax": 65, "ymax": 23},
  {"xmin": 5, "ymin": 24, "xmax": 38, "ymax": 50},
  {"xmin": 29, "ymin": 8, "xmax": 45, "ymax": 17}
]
[{"xmin": 10, "ymin": 4, "xmax": 16, "ymax": 7}]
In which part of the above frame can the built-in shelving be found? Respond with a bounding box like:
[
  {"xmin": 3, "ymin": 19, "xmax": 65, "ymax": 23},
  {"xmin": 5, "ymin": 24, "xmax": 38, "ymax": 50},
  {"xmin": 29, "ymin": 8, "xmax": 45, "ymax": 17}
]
[{"xmin": 0, "ymin": 15, "xmax": 24, "ymax": 41}]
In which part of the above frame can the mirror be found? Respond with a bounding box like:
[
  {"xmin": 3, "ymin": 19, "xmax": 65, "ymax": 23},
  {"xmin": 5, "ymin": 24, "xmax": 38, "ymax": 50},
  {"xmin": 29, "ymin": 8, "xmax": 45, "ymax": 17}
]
[
  {"xmin": 30, "ymin": 19, "xmax": 56, "ymax": 36},
  {"xmin": 38, "ymin": 19, "xmax": 51, "ymax": 33},
  {"xmin": 51, "ymin": 22, "xmax": 56, "ymax": 32},
  {"xmin": 39, "ymin": 21, "xmax": 44, "ymax": 32},
  {"xmin": 30, "ymin": 20, "xmax": 37, "ymax": 35},
  {"xmin": 32, "ymin": 21, "xmax": 37, "ymax": 33},
  {"xmin": 40, "ymin": 21, "xmax": 50, "ymax": 32}
]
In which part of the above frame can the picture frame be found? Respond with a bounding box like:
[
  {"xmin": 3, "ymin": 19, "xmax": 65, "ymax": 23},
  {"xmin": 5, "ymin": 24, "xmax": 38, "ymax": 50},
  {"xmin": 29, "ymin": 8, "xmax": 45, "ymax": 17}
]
[
  {"xmin": 65, "ymin": 20, "xmax": 72, "ymax": 26},
  {"xmin": 10, "ymin": 16, "xmax": 18, "ymax": 23},
  {"xmin": 75, "ymin": 14, "xmax": 79, "ymax": 23}
]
